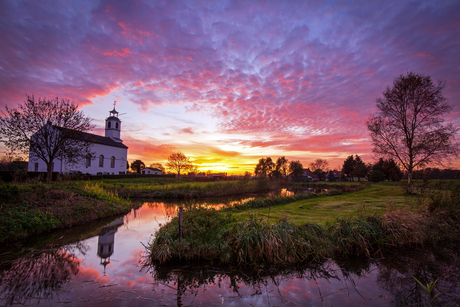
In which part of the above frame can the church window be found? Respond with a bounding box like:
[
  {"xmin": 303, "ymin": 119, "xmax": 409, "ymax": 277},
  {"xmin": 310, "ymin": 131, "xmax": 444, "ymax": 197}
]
[
  {"xmin": 110, "ymin": 156, "xmax": 115, "ymax": 168},
  {"xmin": 34, "ymin": 163, "xmax": 39, "ymax": 172},
  {"xmin": 108, "ymin": 122, "xmax": 111, "ymax": 128},
  {"xmin": 86, "ymin": 154, "xmax": 91, "ymax": 167},
  {"xmin": 99, "ymin": 155, "xmax": 104, "ymax": 167},
  {"xmin": 116, "ymin": 122, "xmax": 119, "ymax": 129}
]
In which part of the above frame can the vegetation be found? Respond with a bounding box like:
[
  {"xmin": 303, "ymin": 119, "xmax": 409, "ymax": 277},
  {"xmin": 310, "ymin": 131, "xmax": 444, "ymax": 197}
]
[
  {"xmin": 0, "ymin": 181, "xmax": 131, "ymax": 243},
  {"xmin": 110, "ymin": 177, "xmax": 282, "ymax": 198},
  {"xmin": 166, "ymin": 151, "xmax": 194, "ymax": 176},
  {"xmin": 367, "ymin": 72, "xmax": 459, "ymax": 192},
  {"xmin": 130, "ymin": 159, "xmax": 146, "ymax": 173},
  {"xmin": 147, "ymin": 180, "xmax": 460, "ymax": 267},
  {"xmin": 0, "ymin": 95, "xmax": 94, "ymax": 182},
  {"xmin": 289, "ymin": 160, "xmax": 303, "ymax": 179},
  {"xmin": 254, "ymin": 157, "xmax": 275, "ymax": 177},
  {"xmin": 309, "ymin": 158, "xmax": 329, "ymax": 181}
]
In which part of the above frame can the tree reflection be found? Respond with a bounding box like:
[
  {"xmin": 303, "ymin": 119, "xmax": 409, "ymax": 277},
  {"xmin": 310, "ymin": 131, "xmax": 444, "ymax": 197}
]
[
  {"xmin": 142, "ymin": 259, "xmax": 345, "ymax": 305},
  {"xmin": 143, "ymin": 245, "xmax": 460, "ymax": 306},
  {"xmin": 0, "ymin": 243, "xmax": 86, "ymax": 306}
]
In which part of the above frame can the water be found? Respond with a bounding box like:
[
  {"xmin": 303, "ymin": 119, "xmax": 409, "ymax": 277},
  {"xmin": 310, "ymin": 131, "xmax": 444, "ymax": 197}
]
[{"xmin": 1, "ymin": 198, "xmax": 459, "ymax": 306}]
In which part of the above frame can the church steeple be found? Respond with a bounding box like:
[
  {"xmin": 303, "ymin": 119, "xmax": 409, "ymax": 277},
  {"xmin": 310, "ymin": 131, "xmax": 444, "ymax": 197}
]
[{"xmin": 105, "ymin": 101, "xmax": 122, "ymax": 142}]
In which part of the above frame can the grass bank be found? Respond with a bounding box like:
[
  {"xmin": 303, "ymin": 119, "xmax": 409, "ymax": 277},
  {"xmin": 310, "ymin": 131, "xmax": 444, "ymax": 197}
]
[
  {"xmin": 96, "ymin": 177, "xmax": 282, "ymax": 198},
  {"xmin": 0, "ymin": 181, "xmax": 132, "ymax": 243},
  {"xmin": 231, "ymin": 183, "xmax": 407, "ymax": 224},
  {"xmin": 147, "ymin": 181, "xmax": 460, "ymax": 266}
]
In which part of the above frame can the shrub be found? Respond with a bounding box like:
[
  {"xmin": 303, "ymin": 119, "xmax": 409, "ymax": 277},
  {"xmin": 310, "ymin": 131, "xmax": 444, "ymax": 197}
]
[{"xmin": 368, "ymin": 170, "xmax": 384, "ymax": 182}]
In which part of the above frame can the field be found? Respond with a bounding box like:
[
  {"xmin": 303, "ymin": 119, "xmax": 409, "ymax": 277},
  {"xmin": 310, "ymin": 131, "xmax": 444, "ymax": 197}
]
[{"xmin": 233, "ymin": 182, "xmax": 409, "ymax": 224}]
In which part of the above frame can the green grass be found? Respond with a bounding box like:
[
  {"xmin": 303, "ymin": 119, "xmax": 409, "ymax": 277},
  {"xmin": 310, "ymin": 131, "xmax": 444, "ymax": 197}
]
[
  {"xmin": 83, "ymin": 177, "xmax": 282, "ymax": 198},
  {"xmin": 233, "ymin": 184, "xmax": 409, "ymax": 224},
  {"xmin": 0, "ymin": 181, "xmax": 132, "ymax": 243}
]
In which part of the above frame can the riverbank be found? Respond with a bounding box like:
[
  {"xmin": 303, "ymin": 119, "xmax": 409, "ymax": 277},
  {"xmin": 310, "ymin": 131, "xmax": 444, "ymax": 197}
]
[
  {"xmin": 147, "ymin": 181, "xmax": 460, "ymax": 266},
  {"xmin": 0, "ymin": 181, "xmax": 132, "ymax": 243},
  {"xmin": 101, "ymin": 177, "xmax": 284, "ymax": 198}
]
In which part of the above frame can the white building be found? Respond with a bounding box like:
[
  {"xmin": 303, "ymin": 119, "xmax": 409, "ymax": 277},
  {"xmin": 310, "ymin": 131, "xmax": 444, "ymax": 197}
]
[
  {"xmin": 141, "ymin": 168, "xmax": 162, "ymax": 175},
  {"xmin": 28, "ymin": 107, "xmax": 128, "ymax": 175}
]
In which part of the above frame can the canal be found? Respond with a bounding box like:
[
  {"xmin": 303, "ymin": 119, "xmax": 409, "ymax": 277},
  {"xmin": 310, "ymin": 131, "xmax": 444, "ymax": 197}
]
[{"xmin": 1, "ymin": 197, "xmax": 459, "ymax": 306}]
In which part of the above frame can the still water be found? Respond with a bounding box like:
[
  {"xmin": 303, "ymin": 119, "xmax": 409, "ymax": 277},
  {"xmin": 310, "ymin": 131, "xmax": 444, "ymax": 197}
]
[{"xmin": 1, "ymin": 197, "xmax": 459, "ymax": 306}]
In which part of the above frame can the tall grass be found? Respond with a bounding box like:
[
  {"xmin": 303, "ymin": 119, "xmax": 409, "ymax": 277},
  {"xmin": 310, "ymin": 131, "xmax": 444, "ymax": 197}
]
[
  {"xmin": 110, "ymin": 178, "xmax": 283, "ymax": 198},
  {"xmin": 82, "ymin": 182, "xmax": 129, "ymax": 206}
]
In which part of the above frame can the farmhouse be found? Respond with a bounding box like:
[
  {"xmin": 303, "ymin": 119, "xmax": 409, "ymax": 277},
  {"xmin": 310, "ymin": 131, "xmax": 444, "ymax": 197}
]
[
  {"xmin": 287, "ymin": 168, "xmax": 317, "ymax": 182},
  {"xmin": 28, "ymin": 107, "xmax": 128, "ymax": 175},
  {"xmin": 141, "ymin": 168, "xmax": 162, "ymax": 175}
]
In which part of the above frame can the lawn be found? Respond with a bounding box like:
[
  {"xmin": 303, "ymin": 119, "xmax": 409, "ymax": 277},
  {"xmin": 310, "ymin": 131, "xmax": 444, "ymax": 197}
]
[{"xmin": 233, "ymin": 183, "xmax": 411, "ymax": 224}]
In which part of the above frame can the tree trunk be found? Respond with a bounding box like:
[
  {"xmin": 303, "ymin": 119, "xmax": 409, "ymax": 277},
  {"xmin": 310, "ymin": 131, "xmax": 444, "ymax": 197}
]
[
  {"xmin": 46, "ymin": 162, "xmax": 53, "ymax": 183},
  {"xmin": 407, "ymin": 170, "xmax": 413, "ymax": 193}
]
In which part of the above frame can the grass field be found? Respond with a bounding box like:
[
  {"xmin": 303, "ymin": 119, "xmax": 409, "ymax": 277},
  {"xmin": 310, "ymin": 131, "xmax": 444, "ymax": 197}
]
[{"xmin": 234, "ymin": 183, "xmax": 409, "ymax": 224}]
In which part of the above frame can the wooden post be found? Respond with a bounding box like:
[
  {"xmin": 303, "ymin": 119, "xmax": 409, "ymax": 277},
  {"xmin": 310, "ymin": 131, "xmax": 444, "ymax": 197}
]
[{"xmin": 178, "ymin": 206, "xmax": 183, "ymax": 242}]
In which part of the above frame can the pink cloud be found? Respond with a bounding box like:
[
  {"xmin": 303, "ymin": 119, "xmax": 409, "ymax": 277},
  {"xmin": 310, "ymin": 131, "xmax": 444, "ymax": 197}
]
[{"xmin": 0, "ymin": 0, "xmax": 459, "ymax": 169}]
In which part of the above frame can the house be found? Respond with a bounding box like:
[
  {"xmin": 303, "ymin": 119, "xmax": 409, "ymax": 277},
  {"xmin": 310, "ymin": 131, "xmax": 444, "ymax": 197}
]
[
  {"xmin": 28, "ymin": 107, "xmax": 128, "ymax": 175},
  {"xmin": 141, "ymin": 168, "xmax": 162, "ymax": 175},
  {"xmin": 287, "ymin": 168, "xmax": 317, "ymax": 182}
]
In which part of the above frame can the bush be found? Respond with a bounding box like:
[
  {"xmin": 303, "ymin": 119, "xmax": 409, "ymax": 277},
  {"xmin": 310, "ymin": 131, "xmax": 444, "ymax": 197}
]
[
  {"xmin": 0, "ymin": 183, "xmax": 19, "ymax": 202},
  {"xmin": 369, "ymin": 170, "xmax": 384, "ymax": 182}
]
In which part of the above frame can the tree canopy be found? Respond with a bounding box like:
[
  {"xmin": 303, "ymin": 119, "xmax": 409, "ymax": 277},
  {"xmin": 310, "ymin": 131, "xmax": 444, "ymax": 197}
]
[
  {"xmin": 254, "ymin": 157, "xmax": 275, "ymax": 177},
  {"xmin": 309, "ymin": 158, "xmax": 329, "ymax": 181},
  {"xmin": 367, "ymin": 72, "xmax": 458, "ymax": 191},
  {"xmin": 289, "ymin": 160, "xmax": 304, "ymax": 180},
  {"xmin": 130, "ymin": 159, "xmax": 146, "ymax": 173},
  {"xmin": 0, "ymin": 95, "xmax": 93, "ymax": 182}
]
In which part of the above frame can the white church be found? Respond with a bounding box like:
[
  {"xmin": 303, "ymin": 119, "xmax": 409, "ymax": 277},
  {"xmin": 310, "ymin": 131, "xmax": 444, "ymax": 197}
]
[{"xmin": 28, "ymin": 107, "xmax": 128, "ymax": 175}]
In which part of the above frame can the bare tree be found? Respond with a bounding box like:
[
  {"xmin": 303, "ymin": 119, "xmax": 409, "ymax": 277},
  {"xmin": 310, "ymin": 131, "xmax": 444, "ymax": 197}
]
[
  {"xmin": 367, "ymin": 72, "xmax": 458, "ymax": 191},
  {"xmin": 166, "ymin": 152, "xmax": 193, "ymax": 177},
  {"xmin": 0, "ymin": 95, "xmax": 93, "ymax": 182},
  {"xmin": 309, "ymin": 159, "xmax": 329, "ymax": 173}
]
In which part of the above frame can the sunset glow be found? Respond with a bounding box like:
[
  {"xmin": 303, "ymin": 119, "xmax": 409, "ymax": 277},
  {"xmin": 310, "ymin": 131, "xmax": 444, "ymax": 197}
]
[{"xmin": 1, "ymin": 0, "xmax": 459, "ymax": 173}]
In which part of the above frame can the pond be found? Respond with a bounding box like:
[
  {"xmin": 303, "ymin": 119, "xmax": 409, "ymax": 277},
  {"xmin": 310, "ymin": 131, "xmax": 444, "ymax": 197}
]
[{"xmin": 1, "ymin": 197, "xmax": 459, "ymax": 306}]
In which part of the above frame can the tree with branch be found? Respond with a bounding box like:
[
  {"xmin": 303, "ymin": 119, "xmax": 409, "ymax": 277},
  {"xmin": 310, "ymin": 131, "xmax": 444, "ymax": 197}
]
[
  {"xmin": 367, "ymin": 72, "xmax": 458, "ymax": 192},
  {"xmin": 0, "ymin": 95, "xmax": 93, "ymax": 182},
  {"xmin": 166, "ymin": 152, "xmax": 193, "ymax": 177}
]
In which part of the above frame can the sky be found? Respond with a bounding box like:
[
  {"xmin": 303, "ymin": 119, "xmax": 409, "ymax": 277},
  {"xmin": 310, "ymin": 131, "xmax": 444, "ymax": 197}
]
[{"xmin": 0, "ymin": 0, "xmax": 459, "ymax": 174}]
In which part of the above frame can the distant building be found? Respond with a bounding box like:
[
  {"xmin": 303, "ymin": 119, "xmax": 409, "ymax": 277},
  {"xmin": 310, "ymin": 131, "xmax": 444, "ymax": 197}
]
[
  {"xmin": 141, "ymin": 168, "xmax": 162, "ymax": 175},
  {"xmin": 287, "ymin": 168, "xmax": 317, "ymax": 182},
  {"xmin": 28, "ymin": 107, "xmax": 128, "ymax": 175}
]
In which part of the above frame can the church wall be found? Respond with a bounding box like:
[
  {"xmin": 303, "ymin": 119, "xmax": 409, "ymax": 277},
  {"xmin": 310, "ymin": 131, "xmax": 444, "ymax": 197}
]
[{"xmin": 28, "ymin": 143, "xmax": 128, "ymax": 175}]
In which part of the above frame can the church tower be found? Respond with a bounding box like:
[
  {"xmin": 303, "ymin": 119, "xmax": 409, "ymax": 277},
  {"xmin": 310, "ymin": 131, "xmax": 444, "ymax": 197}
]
[{"xmin": 105, "ymin": 103, "xmax": 122, "ymax": 142}]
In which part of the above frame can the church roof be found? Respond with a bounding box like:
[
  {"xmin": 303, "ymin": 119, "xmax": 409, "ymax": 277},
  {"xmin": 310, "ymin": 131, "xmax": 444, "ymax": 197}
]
[
  {"xmin": 74, "ymin": 130, "xmax": 128, "ymax": 149},
  {"xmin": 45, "ymin": 124, "xmax": 128, "ymax": 149}
]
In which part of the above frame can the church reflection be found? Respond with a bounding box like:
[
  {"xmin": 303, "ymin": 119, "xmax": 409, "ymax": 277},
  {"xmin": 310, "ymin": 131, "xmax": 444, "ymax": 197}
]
[{"xmin": 97, "ymin": 216, "xmax": 124, "ymax": 275}]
